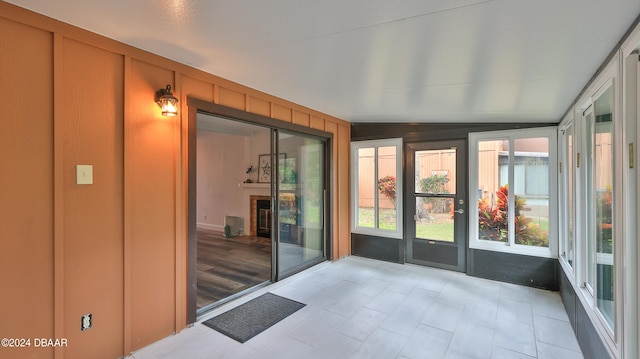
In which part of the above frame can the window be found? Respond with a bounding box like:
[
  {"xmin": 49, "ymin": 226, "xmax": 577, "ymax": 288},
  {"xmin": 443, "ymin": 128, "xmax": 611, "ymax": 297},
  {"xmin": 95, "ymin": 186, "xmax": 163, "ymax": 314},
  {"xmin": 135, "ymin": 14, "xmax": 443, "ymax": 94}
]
[
  {"xmin": 469, "ymin": 128, "xmax": 558, "ymax": 257},
  {"xmin": 351, "ymin": 139, "xmax": 403, "ymax": 238},
  {"xmin": 559, "ymin": 121, "xmax": 576, "ymax": 270},
  {"xmin": 559, "ymin": 67, "xmax": 621, "ymax": 351},
  {"xmin": 586, "ymin": 84, "xmax": 615, "ymax": 330}
]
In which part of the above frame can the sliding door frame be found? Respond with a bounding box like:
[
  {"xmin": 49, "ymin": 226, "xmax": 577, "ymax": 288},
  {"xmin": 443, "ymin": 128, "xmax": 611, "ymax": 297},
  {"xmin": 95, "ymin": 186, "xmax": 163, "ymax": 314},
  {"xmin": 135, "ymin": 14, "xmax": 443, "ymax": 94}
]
[
  {"xmin": 186, "ymin": 98, "xmax": 333, "ymax": 323},
  {"xmin": 274, "ymin": 129, "xmax": 330, "ymax": 280}
]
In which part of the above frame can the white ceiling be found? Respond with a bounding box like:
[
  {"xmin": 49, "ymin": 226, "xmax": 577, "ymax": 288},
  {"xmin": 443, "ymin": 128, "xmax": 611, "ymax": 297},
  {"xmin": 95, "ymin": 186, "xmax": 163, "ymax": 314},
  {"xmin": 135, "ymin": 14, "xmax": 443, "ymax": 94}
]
[{"xmin": 7, "ymin": 0, "xmax": 640, "ymax": 123}]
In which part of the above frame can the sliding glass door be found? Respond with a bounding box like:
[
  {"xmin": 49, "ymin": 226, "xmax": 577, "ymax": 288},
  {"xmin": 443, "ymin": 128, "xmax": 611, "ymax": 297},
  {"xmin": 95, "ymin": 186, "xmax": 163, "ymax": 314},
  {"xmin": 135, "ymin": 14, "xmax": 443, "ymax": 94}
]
[
  {"xmin": 194, "ymin": 114, "xmax": 273, "ymax": 315},
  {"xmin": 276, "ymin": 131, "xmax": 326, "ymax": 277},
  {"xmin": 187, "ymin": 99, "xmax": 331, "ymax": 321}
]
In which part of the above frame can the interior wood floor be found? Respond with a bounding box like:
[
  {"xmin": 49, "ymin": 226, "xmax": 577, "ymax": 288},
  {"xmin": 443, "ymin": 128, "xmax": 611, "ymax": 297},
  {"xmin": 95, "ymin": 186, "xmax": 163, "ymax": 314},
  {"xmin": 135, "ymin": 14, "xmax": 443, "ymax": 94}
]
[{"xmin": 197, "ymin": 228, "xmax": 272, "ymax": 309}]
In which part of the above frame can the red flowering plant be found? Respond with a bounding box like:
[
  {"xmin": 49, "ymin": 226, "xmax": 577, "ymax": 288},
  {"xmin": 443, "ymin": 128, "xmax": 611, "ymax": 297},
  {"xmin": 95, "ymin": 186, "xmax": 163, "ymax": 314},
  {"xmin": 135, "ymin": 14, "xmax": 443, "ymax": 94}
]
[
  {"xmin": 597, "ymin": 184, "xmax": 613, "ymax": 224},
  {"xmin": 596, "ymin": 184, "xmax": 613, "ymax": 253},
  {"xmin": 478, "ymin": 185, "xmax": 548, "ymax": 246},
  {"xmin": 377, "ymin": 175, "xmax": 397, "ymax": 210},
  {"xmin": 478, "ymin": 185, "xmax": 509, "ymax": 242}
]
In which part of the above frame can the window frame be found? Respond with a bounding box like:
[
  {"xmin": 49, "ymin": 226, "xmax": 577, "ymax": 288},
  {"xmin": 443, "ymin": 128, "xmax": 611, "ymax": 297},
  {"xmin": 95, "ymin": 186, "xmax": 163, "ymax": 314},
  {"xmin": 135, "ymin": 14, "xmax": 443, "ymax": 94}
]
[
  {"xmin": 558, "ymin": 116, "xmax": 576, "ymax": 276},
  {"xmin": 580, "ymin": 78, "xmax": 618, "ymax": 337},
  {"xmin": 583, "ymin": 105, "xmax": 597, "ymax": 297},
  {"xmin": 469, "ymin": 127, "xmax": 558, "ymax": 258},
  {"xmin": 350, "ymin": 138, "xmax": 403, "ymax": 239},
  {"xmin": 569, "ymin": 59, "xmax": 623, "ymax": 353},
  {"xmin": 554, "ymin": 32, "xmax": 640, "ymax": 359}
]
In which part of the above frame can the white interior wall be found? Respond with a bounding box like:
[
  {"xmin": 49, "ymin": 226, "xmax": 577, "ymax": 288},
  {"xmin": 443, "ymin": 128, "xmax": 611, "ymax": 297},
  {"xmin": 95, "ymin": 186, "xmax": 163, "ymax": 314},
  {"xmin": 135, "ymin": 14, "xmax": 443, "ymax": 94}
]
[
  {"xmin": 196, "ymin": 130, "xmax": 247, "ymax": 231},
  {"xmin": 196, "ymin": 125, "xmax": 272, "ymax": 234}
]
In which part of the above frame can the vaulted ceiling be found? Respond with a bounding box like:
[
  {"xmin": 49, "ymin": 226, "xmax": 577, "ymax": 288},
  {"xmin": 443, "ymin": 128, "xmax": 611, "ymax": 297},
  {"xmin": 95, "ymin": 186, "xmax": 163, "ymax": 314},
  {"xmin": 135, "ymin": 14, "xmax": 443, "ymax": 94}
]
[{"xmin": 7, "ymin": 0, "xmax": 640, "ymax": 123}]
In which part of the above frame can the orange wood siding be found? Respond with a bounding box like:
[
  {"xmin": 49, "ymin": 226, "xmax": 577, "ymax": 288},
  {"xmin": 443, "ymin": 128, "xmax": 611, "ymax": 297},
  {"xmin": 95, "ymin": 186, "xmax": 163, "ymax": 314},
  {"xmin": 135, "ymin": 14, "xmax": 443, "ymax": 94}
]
[
  {"xmin": 217, "ymin": 86, "xmax": 245, "ymax": 110},
  {"xmin": 127, "ymin": 59, "xmax": 177, "ymax": 351},
  {"xmin": 247, "ymin": 95, "xmax": 271, "ymax": 117},
  {"xmin": 293, "ymin": 110, "xmax": 311, "ymax": 127},
  {"xmin": 0, "ymin": 17, "xmax": 55, "ymax": 359},
  {"xmin": 338, "ymin": 124, "xmax": 351, "ymax": 258},
  {"xmin": 0, "ymin": 2, "xmax": 352, "ymax": 358},
  {"xmin": 325, "ymin": 120, "xmax": 341, "ymax": 260},
  {"xmin": 61, "ymin": 38, "xmax": 125, "ymax": 358},
  {"xmin": 182, "ymin": 76, "xmax": 214, "ymax": 102},
  {"xmin": 272, "ymin": 103, "xmax": 293, "ymax": 122},
  {"xmin": 310, "ymin": 115, "xmax": 325, "ymax": 131}
]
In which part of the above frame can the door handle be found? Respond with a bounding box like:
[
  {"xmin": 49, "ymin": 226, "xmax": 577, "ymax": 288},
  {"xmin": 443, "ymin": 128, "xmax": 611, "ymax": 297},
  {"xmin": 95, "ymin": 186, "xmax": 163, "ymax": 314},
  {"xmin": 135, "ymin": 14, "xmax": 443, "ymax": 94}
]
[{"xmin": 454, "ymin": 209, "xmax": 464, "ymax": 214}]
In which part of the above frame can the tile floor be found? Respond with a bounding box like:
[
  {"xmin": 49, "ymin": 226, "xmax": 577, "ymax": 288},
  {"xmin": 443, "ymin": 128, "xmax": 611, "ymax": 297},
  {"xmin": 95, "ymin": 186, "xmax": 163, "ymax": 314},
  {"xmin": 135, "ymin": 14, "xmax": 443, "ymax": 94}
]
[{"xmin": 126, "ymin": 256, "xmax": 583, "ymax": 359}]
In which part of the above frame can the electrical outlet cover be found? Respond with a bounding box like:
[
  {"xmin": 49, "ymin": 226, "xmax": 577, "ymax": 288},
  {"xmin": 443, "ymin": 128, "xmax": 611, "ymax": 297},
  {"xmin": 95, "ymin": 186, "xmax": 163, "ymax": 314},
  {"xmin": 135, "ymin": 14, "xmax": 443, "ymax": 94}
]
[{"xmin": 81, "ymin": 313, "xmax": 92, "ymax": 331}]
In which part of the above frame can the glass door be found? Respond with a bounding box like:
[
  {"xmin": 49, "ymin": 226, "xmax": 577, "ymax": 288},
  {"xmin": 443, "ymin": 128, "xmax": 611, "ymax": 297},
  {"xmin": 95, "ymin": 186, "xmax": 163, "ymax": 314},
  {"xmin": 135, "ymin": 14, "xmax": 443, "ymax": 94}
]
[
  {"xmin": 275, "ymin": 131, "xmax": 326, "ymax": 278},
  {"xmin": 193, "ymin": 115, "xmax": 273, "ymax": 316},
  {"xmin": 187, "ymin": 100, "xmax": 332, "ymax": 323},
  {"xmin": 406, "ymin": 139, "xmax": 467, "ymax": 272}
]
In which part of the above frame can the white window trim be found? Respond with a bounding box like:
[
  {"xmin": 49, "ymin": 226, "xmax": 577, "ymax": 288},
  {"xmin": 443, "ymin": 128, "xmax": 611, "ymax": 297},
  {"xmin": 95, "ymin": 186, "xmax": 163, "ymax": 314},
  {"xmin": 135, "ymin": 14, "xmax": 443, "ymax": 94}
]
[
  {"xmin": 350, "ymin": 138, "xmax": 403, "ymax": 239},
  {"xmin": 569, "ymin": 57, "xmax": 622, "ymax": 358},
  {"xmin": 558, "ymin": 115, "xmax": 576, "ymax": 277},
  {"xmin": 578, "ymin": 75, "xmax": 620, "ymax": 342},
  {"xmin": 620, "ymin": 30, "xmax": 640, "ymax": 359},
  {"xmin": 469, "ymin": 127, "xmax": 558, "ymax": 258},
  {"xmin": 553, "ymin": 23, "xmax": 640, "ymax": 359}
]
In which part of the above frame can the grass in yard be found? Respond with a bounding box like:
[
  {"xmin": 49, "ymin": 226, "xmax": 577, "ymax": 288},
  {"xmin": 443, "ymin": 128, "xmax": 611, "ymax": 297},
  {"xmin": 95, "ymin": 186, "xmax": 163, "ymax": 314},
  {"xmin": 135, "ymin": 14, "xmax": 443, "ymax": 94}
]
[
  {"xmin": 358, "ymin": 207, "xmax": 454, "ymax": 242},
  {"xmin": 533, "ymin": 217, "xmax": 549, "ymax": 231},
  {"xmin": 358, "ymin": 207, "xmax": 397, "ymax": 230},
  {"xmin": 416, "ymin": 222, "xmax": 454, "ymax": 242},
  {"xmin": 357, "ymin": 207, "xmax": 549, "ymax": 245}
]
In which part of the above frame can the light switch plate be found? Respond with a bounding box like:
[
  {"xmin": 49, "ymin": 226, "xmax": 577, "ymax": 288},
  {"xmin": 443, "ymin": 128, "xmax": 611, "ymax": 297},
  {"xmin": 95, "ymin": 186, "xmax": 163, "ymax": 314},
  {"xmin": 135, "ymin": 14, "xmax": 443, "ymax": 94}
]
[{"xmin": 76, "ymin": 165, "xmax": 93, "ymax": 185}]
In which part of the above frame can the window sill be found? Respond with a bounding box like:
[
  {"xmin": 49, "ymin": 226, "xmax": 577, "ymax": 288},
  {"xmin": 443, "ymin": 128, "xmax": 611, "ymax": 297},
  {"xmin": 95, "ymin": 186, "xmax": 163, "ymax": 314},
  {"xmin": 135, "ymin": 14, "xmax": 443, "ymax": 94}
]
[
  {"xmin": 351, "ymin": 227, "xmax": 403, "ymax": 240},
  {"xmin": 558, "ymin": 256, "xmax": 575, "ymax": 280},
  {"xmin": 469, "ymin": 240, "xmax": 555, "ymax": 258}
]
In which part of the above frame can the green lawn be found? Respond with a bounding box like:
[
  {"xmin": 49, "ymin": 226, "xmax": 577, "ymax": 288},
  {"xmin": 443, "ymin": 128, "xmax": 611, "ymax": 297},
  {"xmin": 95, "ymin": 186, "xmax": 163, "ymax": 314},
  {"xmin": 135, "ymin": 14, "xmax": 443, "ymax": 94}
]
[
  {"xmin": 358, "ymin": 207, "xmax": 397, "ymax": 230},
  {"xmin": 359, "ymin": 207, "xmax": 454, "ymax": 241},
  {"xmin": 416, "ymin": 223, "xmax": 454, "ymax": 242},
  {"xmin": 534, "ymin": 217, "xmax": 550, "ymax": 231},
  {"xmin": 358, "ymin": 207, "xmax": 548, "ymax": 245}
]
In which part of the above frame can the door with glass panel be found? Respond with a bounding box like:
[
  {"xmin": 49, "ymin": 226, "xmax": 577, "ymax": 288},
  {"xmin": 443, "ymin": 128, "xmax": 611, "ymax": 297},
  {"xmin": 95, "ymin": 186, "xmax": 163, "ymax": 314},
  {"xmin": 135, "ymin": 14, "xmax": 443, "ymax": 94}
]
[
  {"xmin": 406, "ymin": 140, "xmax": 466, "ymax": 271},
  {"xmin": 276, "ymin": 131, "xmax": 326, "ymax": 278}
]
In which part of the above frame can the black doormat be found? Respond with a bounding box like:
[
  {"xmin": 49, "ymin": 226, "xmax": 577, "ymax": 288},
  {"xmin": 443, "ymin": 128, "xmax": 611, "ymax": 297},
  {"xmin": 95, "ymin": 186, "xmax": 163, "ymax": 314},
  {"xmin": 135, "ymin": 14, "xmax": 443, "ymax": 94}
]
[{"xmin": 202, "ymin": 293, "xmax": 305, "ymax": 343}]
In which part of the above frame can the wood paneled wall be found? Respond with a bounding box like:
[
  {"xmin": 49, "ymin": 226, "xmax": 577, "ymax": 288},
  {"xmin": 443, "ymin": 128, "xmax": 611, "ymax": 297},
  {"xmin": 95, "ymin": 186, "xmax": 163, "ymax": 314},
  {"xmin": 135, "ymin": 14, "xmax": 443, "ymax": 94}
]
[
  {"xmin": 0, "ymin": 15, "xmax": 55, "ymax": 359},
  {"xmin": 0, "ymin": 2, "xmax": 351, "ymax": 358},
  {"xmin": 60, "ymin": 37, "xmax": 125, "ymax": 359}
]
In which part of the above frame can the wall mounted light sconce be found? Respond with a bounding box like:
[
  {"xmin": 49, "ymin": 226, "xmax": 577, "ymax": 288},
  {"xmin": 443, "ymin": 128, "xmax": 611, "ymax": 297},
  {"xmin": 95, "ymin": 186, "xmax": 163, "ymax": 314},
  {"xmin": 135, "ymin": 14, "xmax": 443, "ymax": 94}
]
[{"xmin": 155, "ymin": 84, "xmax": 178, "ymax": 116}]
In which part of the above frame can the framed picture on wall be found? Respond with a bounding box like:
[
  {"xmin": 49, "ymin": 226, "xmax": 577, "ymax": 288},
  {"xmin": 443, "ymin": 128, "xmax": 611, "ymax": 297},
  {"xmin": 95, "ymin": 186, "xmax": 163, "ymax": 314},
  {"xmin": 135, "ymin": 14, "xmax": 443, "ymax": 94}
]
[
  {"xmin": 258, "ymin": 154, "xmax": 271, "ymax": 183},
  {"xmin": 258, "ymin": 154, "xmax": 286, "ymax": 183}
]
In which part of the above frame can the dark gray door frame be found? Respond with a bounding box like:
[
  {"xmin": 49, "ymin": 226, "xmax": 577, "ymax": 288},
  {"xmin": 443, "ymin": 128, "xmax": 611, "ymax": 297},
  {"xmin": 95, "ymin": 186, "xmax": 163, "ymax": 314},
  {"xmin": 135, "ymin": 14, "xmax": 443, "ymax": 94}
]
[
  {"xmin": 404, "ymin": 139, "xmax": 468, "ymax": 272},
  {"xmin": 186, "ymin": 97, "xmax": 333, "ymax": 323}
]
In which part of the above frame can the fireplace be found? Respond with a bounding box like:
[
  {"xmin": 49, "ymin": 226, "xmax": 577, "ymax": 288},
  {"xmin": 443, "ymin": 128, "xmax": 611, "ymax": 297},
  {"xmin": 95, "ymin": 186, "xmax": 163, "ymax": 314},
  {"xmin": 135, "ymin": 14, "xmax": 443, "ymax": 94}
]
[
  {"xmin": 250, "ymin": 195, "xmax": 271, "ymax": 238},
  {"xmin": 256, "ymin": 199, "xmax": 271, "ymax": 238}
]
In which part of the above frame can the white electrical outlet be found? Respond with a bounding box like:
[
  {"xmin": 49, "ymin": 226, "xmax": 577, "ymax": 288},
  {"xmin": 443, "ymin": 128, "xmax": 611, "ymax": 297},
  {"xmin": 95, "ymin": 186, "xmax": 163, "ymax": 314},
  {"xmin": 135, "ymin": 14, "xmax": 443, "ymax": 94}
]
[{"xmin": 81, "ymin": 313, "xmax": 92, "ymax": 331}]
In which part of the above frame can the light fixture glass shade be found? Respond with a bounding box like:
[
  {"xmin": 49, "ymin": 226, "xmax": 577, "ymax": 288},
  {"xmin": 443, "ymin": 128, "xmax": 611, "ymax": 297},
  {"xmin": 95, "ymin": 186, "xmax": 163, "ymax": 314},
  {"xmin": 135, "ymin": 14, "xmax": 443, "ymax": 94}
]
[{"xmin": 155, "ymin": 84, "xmax": 179, "ymax": 116}]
